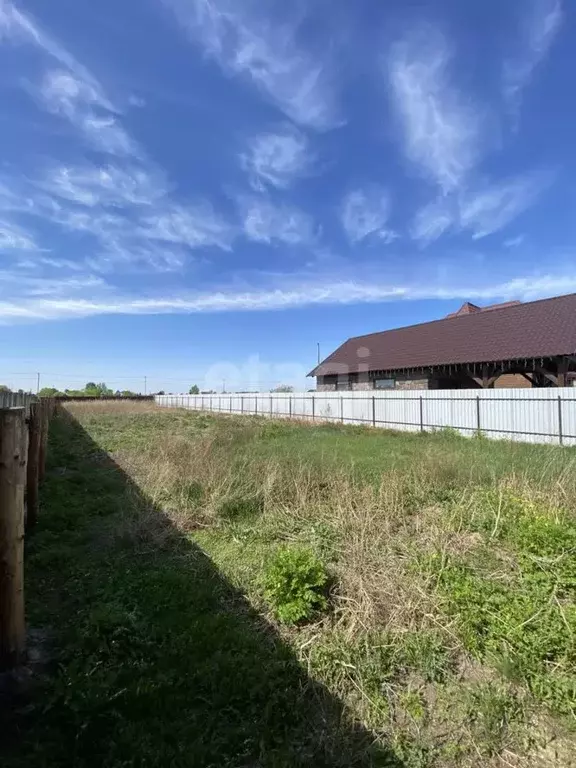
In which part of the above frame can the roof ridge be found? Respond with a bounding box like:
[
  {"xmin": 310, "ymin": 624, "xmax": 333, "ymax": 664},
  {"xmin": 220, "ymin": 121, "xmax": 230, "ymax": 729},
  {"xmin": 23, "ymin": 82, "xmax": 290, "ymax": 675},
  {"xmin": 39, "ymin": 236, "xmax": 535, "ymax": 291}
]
[{"xmin": 344, "ymin": 291, "xmax": 576, "ymax": 343}]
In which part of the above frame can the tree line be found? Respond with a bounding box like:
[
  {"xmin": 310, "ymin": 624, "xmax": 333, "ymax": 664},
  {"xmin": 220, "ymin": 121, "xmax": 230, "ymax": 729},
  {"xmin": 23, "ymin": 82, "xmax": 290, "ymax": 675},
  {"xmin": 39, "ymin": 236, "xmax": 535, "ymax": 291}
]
[{"xmin": 1, "ymin": 382, "xmax": 155, "ymax": 398}]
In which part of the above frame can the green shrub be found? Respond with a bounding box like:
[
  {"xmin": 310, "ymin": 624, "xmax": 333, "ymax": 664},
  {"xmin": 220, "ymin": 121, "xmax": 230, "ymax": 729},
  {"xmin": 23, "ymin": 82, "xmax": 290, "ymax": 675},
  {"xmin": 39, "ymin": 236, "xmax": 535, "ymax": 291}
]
[{"xmin": 263, "ymin": 547, "xmax": 329, "ymax": 624}]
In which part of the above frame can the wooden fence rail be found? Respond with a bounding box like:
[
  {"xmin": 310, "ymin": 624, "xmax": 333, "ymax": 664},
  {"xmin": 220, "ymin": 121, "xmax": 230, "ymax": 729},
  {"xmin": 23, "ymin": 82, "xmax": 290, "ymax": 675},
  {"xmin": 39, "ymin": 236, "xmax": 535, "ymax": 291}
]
[{"xmin": 0, "ymin": 397, "xmax": 56, "ymax": 671}]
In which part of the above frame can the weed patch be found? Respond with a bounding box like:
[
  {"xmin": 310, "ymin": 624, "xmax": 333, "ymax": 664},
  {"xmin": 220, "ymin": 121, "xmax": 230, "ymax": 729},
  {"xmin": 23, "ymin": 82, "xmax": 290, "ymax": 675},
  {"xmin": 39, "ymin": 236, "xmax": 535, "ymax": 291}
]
[{"xmin": 263, "ymin": 546, "xmax": 329, "ymax": 624}]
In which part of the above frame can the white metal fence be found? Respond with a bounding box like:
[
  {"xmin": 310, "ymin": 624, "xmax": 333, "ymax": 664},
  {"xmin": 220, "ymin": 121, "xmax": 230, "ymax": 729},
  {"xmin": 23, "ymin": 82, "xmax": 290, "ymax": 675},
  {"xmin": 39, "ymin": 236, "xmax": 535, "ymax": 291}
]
[{"xmin": 155, "ymin": 389, "xmax": 576, "ymax": 446}]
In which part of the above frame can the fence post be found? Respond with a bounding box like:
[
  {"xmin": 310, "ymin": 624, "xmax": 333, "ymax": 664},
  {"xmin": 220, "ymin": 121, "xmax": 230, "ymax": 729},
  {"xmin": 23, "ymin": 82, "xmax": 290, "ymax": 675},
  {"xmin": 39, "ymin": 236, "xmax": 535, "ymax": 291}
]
[
  {"xmin": 0, "ymin": 407, "xmax": 27, "ymax": 671},
  {"xmin": 230, "ymin": 397, "xmax": 232, "ymax": 414},
  {"xmin": 312, "ymin": 395, "xmax": 315, "ymax": 421},
  {"xmin": 558, "ymin": 395, "xmax": 563, "ymax": 446},
  {"xmin": 419, "ymin": 396, "xmax": 424, "ymax": 433},
  {"xmin": 270, "ymin": 396, "xmax": 273, "ymax": 417},
  {"xmin": 289, "ymin": 397, "xmax": 292, "ymax": 419},
  {"xmin": 255, "ymin": 396, "xmax": 258, "ymax": 416},
  {"xmin": 372, "ymin": 395, "xmax": 376, "ymax": 427},
  {"xmin": 341, "ymin": 396, "xmax": 344, "ymax": 423},
  {"xmin": 476, "ymin": 395, "xmax": 481, "ymax": 436},
  {"xmin": 25, "ymin": 402, "xmax": 41, "ymax": 530},
  {"xmin": 38, "ymin": 400, "xmax": 49, "ymax": 482},
  {"xmin": 241, "ymin": 396, "xmax": 244, "ymax": 415}
]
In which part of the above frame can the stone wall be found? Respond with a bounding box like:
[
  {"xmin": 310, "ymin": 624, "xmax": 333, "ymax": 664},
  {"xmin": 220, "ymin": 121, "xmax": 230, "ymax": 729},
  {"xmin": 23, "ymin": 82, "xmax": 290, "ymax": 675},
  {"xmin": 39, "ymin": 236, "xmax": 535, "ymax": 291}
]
[
  {"xmin": 394, "ymin": 375, "xmax": 430, "ymax": 390},
  {"xmin": 316, "ymin": 374, "xmax": 430, "ymax": 391}
]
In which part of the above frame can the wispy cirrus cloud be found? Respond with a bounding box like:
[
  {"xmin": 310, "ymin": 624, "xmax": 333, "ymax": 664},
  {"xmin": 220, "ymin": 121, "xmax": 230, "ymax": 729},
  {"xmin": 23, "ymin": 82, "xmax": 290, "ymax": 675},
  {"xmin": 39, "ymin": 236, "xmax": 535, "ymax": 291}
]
[
  {"xmin": 411, "ymin": 196, "xmax": 455, "ymax": 245},
  {"xmin": 0, "ymin": 219, "xmax": 38, "ymax": 250},
  {"xmin": 459, "ymin": 172, "xmax": 548, "ymax": 239},
  {"xmin": 139, "ymin": 204, "xmax": 235, "ymax": 251},
  {"xmin": 341, "ymin": 186, "xmax": 396, "ymax": 244},
  {"xmin": 1, "ymin": 1, "xmax": 137, "ymax": 156},
  {"xmin": 0, "ymin": 0, "xmax": 99, "ymax": 86},
  {"xmin": 504, "ymin": 0, "xmax": 563, "ymax": 113},
  {"xmin": 240, "ymin": 196, "xmax": 316, "ymax": 246},
  {"xmin": 40, "ymin": 164, "xmax": 168, "ymax": 208},
  {"xmin": 241, "ymin": 125, "xmax": 313, "ymax": 189},
  {"xmin": 39, "ymin": 69, "xmax": 138, "ymax": 156},
  {"xmin": 160, "ymin": 0, "xmax": 339, "ymax": 129},
  {"xmin": 412, "ymin": 171, "xmax": 549, "ymax": 244},
  {"xmin": 1, "ymin": 161, "xmax": 235, "ymax": 273},
  {"xmin": 388, "ymin": 26, "xmax": 482, "ymax": 193},
  {"xmin": 2, "ymin": 271, "xmax": 576, "ymax": 323},
  {"xmin": 0, "ymin": 1, "xmax": 236, "ymax": 273}
]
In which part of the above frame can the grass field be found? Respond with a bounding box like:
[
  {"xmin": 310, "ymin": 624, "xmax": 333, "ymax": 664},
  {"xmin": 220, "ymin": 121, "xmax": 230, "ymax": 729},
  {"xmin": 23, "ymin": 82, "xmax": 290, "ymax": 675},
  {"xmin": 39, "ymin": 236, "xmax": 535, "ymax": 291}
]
[{"xmin": 2, "ymin": 401, "xmax": 576, "ymax": 767}]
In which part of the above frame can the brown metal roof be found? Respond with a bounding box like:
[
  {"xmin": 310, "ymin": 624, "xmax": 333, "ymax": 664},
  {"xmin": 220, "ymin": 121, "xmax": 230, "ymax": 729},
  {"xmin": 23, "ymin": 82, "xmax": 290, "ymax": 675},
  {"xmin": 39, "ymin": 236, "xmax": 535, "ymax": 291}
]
[{"xmin": 309, "ymin": 293, "xmax": 576, "ymax": 377}]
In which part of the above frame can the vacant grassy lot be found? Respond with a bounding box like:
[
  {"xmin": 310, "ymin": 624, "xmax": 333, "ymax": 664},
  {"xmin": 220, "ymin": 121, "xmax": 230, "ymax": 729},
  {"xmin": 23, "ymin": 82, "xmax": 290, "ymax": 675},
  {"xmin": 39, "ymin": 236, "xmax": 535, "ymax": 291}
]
[{"xmin": 3, "ymin": 402, "xmax": 576, "ymax": 767}]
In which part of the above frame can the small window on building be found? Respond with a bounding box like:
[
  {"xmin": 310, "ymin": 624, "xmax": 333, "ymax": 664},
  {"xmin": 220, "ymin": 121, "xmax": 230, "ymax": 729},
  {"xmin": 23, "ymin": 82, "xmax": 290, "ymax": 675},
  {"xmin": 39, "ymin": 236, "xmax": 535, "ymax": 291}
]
[{"xmin": 374, "ymin": 378, "xmax": 395, "ymax": 390}]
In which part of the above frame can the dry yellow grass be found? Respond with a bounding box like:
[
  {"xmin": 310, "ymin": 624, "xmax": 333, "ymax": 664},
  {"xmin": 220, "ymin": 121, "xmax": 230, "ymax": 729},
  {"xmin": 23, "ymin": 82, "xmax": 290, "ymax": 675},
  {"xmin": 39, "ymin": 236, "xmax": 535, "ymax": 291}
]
[{"xmin": 54, "ymin": 400, "xmax": 576, "ymax": 767}]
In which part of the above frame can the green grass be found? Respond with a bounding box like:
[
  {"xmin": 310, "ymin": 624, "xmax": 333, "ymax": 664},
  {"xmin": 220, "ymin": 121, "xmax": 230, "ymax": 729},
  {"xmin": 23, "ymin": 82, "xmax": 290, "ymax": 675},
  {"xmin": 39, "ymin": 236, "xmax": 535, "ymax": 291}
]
[{"xmin": 3, "ymin": 403, "xmax": 576, "ymax": 768}]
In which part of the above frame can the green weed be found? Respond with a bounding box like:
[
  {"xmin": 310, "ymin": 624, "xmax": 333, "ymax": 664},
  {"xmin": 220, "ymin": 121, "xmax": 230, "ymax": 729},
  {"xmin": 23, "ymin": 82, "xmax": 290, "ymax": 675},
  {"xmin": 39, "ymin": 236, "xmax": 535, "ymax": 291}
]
[{"xmin": 263, "ymin": 546, "xmax": 329, "ymax": 624}]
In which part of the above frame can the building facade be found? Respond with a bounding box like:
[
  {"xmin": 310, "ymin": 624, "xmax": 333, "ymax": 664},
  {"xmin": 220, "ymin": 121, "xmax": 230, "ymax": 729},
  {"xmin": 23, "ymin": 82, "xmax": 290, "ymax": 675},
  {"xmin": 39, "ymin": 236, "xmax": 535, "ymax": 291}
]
[{"xmin": 310, "ymin": 295, "xmax": 576, "ymax": 391}]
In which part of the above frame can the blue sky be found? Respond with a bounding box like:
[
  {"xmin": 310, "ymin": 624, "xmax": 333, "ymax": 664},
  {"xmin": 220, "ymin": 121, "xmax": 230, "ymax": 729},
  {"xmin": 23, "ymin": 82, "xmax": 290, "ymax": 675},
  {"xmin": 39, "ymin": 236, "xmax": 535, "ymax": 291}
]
[{"xmin": 0, "ymin": 0, "xmax": 574, "ymax": 392}]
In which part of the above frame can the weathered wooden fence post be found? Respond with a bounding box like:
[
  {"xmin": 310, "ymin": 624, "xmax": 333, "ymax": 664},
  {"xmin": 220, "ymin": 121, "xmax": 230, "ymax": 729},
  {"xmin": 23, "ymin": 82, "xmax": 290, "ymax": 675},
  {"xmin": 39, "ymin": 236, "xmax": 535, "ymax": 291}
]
[
  {"xmin": 0, "ymin": 407, "xmax": 28, "ymax": 671},
  {"xmin": 38, "ymin": 400, "xmax": 49, "ymax": 483},
  {"xmin": 25, "ymin": 402, "xmax": 41, "ymax": 529}
]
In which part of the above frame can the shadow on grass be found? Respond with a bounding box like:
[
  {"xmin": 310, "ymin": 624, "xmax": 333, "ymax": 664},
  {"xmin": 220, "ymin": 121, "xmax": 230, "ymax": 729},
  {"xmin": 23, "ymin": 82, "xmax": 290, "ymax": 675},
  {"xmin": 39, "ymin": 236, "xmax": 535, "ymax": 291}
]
[{"xmin": 2, "ymin": 408, "xmax": 402, "ymax": 767}]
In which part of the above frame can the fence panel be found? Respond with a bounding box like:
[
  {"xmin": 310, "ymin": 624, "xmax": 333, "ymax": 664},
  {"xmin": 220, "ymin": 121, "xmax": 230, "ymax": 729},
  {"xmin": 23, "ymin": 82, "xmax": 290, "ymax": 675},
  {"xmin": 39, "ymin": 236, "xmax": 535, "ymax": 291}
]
[{"xmin": 154, "ymin": 389, "xmax": 576, "ymax": 447}]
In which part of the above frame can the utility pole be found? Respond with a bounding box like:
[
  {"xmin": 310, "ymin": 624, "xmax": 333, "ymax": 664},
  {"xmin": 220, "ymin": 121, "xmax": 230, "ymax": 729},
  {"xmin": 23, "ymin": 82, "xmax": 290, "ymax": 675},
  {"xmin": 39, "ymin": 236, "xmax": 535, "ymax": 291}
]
[
  {"xmin": 222, "ymin": 379, "xmax": 226, "ymax": 394},
  {"xmin": 36, "ymin": 372, "xmax": 40, "ymax": 394},
  {"xmin": 317, "ymin": 342, "xmax": 321, "ymax": 365},
  {"xmin": 144, "ymin": 376, "xmax": 147, "ymax": 395}
]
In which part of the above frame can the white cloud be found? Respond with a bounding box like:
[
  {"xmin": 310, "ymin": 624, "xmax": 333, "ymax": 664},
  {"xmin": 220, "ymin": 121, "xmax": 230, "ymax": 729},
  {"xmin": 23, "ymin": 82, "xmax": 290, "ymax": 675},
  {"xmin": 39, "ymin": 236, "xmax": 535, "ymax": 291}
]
[
  {"xmin": 2, "ymin": 271, "xmax": 576, "ymax": 323},
  {"xmin": 411, "ymin": 196, "xmax": 455, "ymax": 244},
  {"xmin": 0, "ymin": 0, "xmax": 100, "ymax": 89},
  {"xmin": 40, "ymin": 70, "xmax": 138, "ymax": 156},
  {"xmin": 0, "ymin": 3, "xmax": 137, "ymax": 156},
  {"xmin": 161, "ymin": 0, "xmax": 339, "ymax": 129},
  {"xmin": 504, "ymin": 235, "xmax": 525, "ymax": 249},
  {"xmin": 139, "ymin": 204, "xmax": 235, "ymax": 251},
  {"xmin": 241, "ymin": 125, "xmax": 312, "ymax": 189},
  {"xmin": 41, "ymin": 164, "xmax": 167, "ymax": 208},
  {"xmin": 459, "ymin": 172, "xmax": 547, "ymax": 239},
  {"xmin": 388, "ymin": 27, "xmax": 482, "ymax": 192},
  {"xmin": 241, "ymin": 197, "xmax": 315, "ymax": 246},
  {"xmin": 89, "ymin": 241, "xmax": 187, "ymax": 273},
  {"xmin": 341, "ymin": 187, "xmax": 396, "ymax": 244},
  {"xmin": 0, "ymin": 220, "xmax": 37, "ymax": 250},
  {"xmin": 504, "ymin": 0, "xmax": 563, "ymax": 112},
  {"xmin": 412, "ymin": 172, "xmax": 548, "ymax": 244}
]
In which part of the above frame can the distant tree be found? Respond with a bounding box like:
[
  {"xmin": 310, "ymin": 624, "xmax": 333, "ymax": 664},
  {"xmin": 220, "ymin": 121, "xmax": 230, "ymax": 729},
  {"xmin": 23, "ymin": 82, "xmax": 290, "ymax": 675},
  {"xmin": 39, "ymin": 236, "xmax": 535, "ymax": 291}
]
[
  {"xmin": 39, "ymin": 387, "xmax": 64, "ymax": 397},
  {"xmin": 120, "ymin": 390, "xmax": 138, "ymax": 397},
  {"xmin": 84, "ymin": 382, "xmax": 113, "ymax": 397},
  {"xmin": 189, "ymin": 384, "xmax": 200, "ymax": 394},
  {"xmin": 0, "ymin": 384, "xmax": 11, "ymax": 392},
  {"xmin": 200, "ymin": 389, "xmax": 217, "ymax": 394},
  {"xmin": 271, "ymin": 384, "xmax": 294, "ymax": 393},
  {"xmin": 156, "ymin": 390, "xmax": 165, "ymax": 396}
]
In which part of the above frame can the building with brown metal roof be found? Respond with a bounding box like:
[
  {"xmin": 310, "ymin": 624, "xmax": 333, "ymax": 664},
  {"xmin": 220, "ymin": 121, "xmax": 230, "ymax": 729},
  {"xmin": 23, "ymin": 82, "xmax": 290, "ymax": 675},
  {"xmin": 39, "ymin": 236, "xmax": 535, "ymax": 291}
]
[{"xmin": 309, "ymin": 293, "xmax": 576, "ymax": 390}]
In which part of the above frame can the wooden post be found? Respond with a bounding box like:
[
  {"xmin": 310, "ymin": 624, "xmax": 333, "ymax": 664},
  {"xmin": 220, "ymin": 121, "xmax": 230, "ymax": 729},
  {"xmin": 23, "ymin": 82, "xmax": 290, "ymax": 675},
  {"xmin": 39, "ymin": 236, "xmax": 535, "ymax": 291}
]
[
  {"xmin": 26, "ymin": 402, "xmax": 41, "ymax": 529},
  {"xmin": 0, "ymin": 407, "xmax": 28, "ymax": 670},
  {"xmin": 372, "ymin": 395, "xmax": 376, "ymax": 427},
  {"xmin": 38, "ymin": 400, "xmax": 49, "ymax": 483}
]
